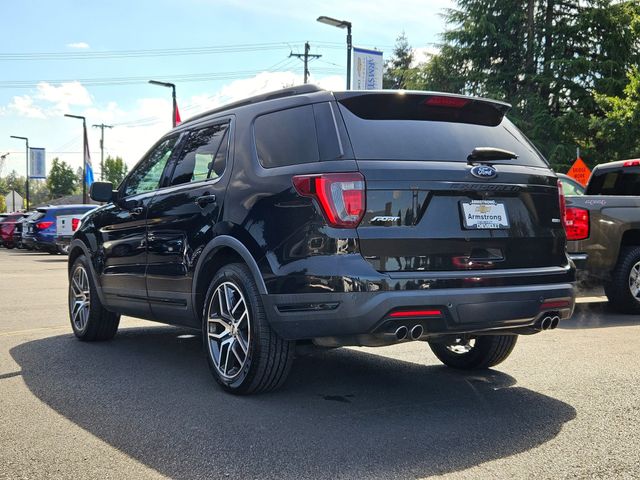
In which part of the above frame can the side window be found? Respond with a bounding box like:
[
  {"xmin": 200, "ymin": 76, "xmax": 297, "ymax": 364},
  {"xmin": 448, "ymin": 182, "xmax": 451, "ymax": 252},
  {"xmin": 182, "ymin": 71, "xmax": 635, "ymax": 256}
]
[
  {"xmin": 124, "ymin": 136, "xmax": 178, "ymax": 197},
  {"xmin": 255, "ymin": 105, "xmax": 319, "ymax": 168},
  {"xmin": 170, "ymin": 122, "xmax": 229, "ymax": 186}
]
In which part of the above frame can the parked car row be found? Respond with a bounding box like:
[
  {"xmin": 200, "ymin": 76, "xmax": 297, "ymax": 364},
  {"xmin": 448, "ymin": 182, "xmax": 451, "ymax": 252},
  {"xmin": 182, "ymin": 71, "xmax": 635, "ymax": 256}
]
[{"xmin": 0, "ymin": 205, "xmax": 96, "ymax": 254}]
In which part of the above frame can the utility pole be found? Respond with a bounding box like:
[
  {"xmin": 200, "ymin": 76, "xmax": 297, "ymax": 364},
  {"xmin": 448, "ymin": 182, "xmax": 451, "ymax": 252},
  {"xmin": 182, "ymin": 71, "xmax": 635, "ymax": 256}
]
[
  {"xmin": 92, "ymin": 123, "xmax": 113, "ymax": 181},
  {"xmin": 290, "ymin": 42, "xmax": 322, "ymax": 84}
]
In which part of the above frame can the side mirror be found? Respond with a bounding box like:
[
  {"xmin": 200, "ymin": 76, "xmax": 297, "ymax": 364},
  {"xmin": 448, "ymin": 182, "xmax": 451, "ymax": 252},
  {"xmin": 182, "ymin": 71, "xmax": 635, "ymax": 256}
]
[{"xmin": 90, "ymin": 181, "xmax": 116, "ymax": 202}]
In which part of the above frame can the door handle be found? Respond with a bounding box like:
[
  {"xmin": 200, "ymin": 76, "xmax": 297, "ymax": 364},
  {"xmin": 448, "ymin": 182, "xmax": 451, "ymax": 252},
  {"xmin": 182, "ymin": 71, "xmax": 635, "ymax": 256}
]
[
  {"xmin": 130, "ymin": 206, "xmax": 144, "ymax": 216},
  {"xmin": 196, "ymin": 194, "xmax": 217, "ymax": 208}
]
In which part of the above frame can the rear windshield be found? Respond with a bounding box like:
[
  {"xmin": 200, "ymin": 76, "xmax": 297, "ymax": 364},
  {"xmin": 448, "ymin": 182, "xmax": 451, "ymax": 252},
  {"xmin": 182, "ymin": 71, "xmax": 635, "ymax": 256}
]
[
  {"xmin": 337, "ymin": 94, "xmax": 548, "ymax": 167},
  {"xmin": 586, "ymin": 170, "xmax": 640, "ymax": 195}
]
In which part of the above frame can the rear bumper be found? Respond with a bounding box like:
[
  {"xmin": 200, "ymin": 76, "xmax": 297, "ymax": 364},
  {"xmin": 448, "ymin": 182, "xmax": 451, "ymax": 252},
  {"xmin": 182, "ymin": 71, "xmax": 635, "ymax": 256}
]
[
  {"xmin": 262, "ymin": 282, "xmax": 575, "ymax": 340},
  {"xmin": 567, "ymin": 253, "xmax": 588, "ymax": 270}
]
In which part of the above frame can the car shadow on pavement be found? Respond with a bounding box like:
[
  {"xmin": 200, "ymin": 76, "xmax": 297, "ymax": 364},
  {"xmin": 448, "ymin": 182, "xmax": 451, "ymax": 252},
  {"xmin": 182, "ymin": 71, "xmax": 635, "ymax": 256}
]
[
  {"xmin": 11, "ymin": 327, "xmax": 576, "ymax": 480},
  {"xmin": 561, "ymin": 302, "xmax": 640, "ymax": 329}
]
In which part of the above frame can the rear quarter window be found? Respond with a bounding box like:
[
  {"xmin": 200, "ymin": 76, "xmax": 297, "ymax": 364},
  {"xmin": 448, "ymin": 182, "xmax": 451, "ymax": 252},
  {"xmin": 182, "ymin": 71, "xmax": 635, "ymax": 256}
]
[{"xmin": 254, "ymin": 105, "xmax": 319, "ymax": 168}]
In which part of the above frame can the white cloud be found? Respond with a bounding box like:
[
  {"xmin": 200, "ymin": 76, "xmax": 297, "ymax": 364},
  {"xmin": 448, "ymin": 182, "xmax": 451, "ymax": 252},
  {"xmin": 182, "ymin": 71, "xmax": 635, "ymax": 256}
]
[
  {"xmin": 8, "ymin": 81, "xmax": 93, "ymax": 119},
  {"xmin": 66, "ymin": 42, "xmax": 90, "ymax": 49},
  {"xmin": 8, "ymin": 95, "xmax": 47, "ymax": 119}
]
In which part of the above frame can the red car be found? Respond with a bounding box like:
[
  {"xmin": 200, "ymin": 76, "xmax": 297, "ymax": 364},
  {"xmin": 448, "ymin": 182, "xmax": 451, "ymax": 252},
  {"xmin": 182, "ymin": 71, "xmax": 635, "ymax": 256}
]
[{"xmin": 0, "ymin": 213, "xmax": 27, "ymax": 249}]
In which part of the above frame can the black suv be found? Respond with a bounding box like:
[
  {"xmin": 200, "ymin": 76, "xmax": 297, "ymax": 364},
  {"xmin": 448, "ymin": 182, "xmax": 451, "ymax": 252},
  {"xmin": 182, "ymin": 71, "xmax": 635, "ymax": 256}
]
[{"xmin": 68, "ymin": 85, "xmax": 575, "ymax": 394}]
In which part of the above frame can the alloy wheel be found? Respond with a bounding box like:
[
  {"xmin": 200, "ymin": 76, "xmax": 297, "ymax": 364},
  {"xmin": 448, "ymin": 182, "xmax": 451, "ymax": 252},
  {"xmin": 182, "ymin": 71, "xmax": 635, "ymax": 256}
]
[
  {"xmin": 70, "ymin": 265, "xmax": 91, "ymax": 332},
  {"xmin": 206, "ymin": 281, "xmax": 251, "ymax": 379},
  {"xmin": 628, "ymin": 261, "xmax": 640, "ymax": 301}
]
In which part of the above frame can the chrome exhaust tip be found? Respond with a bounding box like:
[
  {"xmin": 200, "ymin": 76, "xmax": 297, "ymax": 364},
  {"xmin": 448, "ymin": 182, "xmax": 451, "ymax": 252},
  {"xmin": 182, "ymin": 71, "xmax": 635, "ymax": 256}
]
[
  {"xmin": 550, "ymin": 316, "xmax": 560, "ymax": 329},
  {"xmin": 540, "ymin": 317, "xmax": 552, "ymax": 331},
  {"xmin": 394, "ymin": 326, "xmax": 408, "ymax": 341},
  {"xmin": 410, "ymin": 324, "xmax": 424, "ymax": 340}
]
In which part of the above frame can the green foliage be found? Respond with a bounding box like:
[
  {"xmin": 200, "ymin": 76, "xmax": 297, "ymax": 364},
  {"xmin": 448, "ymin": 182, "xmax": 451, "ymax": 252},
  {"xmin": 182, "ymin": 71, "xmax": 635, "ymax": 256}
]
[
  {"xmin": 47, "ymin": 158, "xmax": 77, "ymax": 197},
  {"xmin": 103, "ymin": 156, "xmax": 129, "ymax": 187},
  {"xmin": 0, "ymin": 194, "xmax": 6, "ymax": 213},
  {"xmin": 591, "ymin": 67, "xmax": 640, "ymax": 161},
  {"xmin": 0, "ymin": 170, "xmax": 26, "ymax": 198},
  {"xmin": 383, "ymin": 32, "xmax": 416, "ymax": 89},
  {"xmin": 392, "ymin": 0, "xmax": 640, "ymax": 170}
]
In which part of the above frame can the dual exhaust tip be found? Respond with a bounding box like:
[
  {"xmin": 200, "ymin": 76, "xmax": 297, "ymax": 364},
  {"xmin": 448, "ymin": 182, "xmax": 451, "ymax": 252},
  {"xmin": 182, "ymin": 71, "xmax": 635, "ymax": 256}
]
[
  {"xmin": 394, "ymin": 324, "xmax": 423, "ymax": 341},
  {"xmin": 539, "ymin": 314, "xmax": 560, "ymax": 331},
  {"xmin": 393, "ymin": 313, "xmax": 560, "ymax": 342}
]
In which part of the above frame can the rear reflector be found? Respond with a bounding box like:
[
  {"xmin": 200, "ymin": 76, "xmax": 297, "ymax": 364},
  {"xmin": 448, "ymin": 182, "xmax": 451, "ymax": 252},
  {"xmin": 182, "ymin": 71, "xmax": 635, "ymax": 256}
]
[
  {"xmin": 424, "ymin": 96, "xmax": 470, "ymax": 108},
  {"xmin": 390, "ymin": 309, "xmax": 442, "ymax": 318},
  {"xmin": 293, "ymin": 173, "xmax": 365, "ymax": 228},
  {"xmin": 541, "ymin": 300, "xmax": 571, "ymax": 310},
  {"xmin": 36, "ymin": 221, "xmax": 54, "ymax": 230},
  {"xmin": 563, "ymin": 206, "xmax": 589, "ymax": 240}
]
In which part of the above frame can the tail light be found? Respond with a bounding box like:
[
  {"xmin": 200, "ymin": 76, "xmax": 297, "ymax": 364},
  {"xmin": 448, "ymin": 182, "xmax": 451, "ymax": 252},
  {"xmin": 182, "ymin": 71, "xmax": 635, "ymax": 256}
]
[
  {"xmin": 292, "ymin": 172, "xmax": 365, "ymax": 228},
  {"xmin": 557, "ymin": 179, "xmax": 566, "ymax": 220},
  {"xmin": 72, "ymin": 218, "xmax": 81, "ymax": 231},
  {"xmin": 564, "ymin": 207, "xmax": 589, "ymax": 240},
  {"xmin": 623, "ymin": 159, "xmax": 640, "ymax": 167},
  {"xmin": 36, "ymin": 221, "xmax": 54, "ymax": 230}
]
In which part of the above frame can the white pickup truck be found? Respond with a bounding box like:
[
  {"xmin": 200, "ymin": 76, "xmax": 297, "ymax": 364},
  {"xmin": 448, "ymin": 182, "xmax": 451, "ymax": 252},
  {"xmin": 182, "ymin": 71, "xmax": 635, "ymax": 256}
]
[{"xmin": 55, "ymin": 208, "xmax": 96, "ymax": 254}]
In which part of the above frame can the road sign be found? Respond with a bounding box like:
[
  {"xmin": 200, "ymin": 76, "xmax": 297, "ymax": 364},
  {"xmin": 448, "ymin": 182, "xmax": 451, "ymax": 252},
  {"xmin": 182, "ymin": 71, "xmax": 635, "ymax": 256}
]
[{"xmin": 567, "ymin": 157, "xmax": 591, "ymax": 186}]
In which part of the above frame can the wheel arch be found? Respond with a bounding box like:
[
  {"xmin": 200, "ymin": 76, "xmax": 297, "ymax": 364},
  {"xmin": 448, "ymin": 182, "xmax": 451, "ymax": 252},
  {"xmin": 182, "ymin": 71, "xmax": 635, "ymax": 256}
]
[
  {"xmin": 192, "ymin": 235, "xmax": 268, "ymax": 320},
  {"xmin": 68, "ymin": 239, "xmax": 107, "ymax": 305}
]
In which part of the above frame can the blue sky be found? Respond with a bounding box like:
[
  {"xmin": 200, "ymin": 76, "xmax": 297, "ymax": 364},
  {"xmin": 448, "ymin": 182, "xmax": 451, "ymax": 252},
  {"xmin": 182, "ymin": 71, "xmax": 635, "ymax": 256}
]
[{"xmin": 0, "ymin": 0, "xmax": 453, "ymax": 177}]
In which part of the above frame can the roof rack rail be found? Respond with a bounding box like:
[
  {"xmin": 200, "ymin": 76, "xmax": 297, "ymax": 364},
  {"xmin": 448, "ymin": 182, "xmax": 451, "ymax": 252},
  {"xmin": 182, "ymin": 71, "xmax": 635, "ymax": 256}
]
[{"xmin": 182, "ymin": 84, "xmax": 324, "ymax": 126}]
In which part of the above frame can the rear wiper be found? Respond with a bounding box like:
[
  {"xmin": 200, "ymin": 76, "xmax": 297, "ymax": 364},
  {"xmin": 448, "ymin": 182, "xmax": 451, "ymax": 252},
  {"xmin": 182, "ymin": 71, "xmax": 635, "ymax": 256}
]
[{"xmin": 467, "ymin": 147, "xmax": 518, "ymax": 164}]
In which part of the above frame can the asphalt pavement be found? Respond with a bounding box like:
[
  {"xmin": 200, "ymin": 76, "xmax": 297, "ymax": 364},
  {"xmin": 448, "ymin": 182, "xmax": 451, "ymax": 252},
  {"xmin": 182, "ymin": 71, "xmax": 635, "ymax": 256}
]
[{"xmin": 0, "ymin": 248, "xmax": 638, "ymax": 480}]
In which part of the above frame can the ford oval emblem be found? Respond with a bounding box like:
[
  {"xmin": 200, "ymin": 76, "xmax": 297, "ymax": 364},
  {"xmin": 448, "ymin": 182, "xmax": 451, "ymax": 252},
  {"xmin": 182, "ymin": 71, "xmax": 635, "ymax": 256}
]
[{"xmin": 470, "ymin": 165, "xmax": 497, "ymax": 179}]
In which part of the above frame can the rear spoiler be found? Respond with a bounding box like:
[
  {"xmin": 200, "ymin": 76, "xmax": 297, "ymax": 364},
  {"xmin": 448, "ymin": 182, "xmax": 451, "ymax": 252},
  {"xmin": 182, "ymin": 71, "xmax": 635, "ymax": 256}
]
[{"xmin": 334, "ymin": 91, "xmax": 511, "ymax": 127}]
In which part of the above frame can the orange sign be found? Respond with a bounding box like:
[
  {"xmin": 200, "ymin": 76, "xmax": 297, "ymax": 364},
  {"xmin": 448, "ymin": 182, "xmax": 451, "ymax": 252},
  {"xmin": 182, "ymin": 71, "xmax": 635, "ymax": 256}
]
[{"xmin": 566, "ymin": 157, "xmax": 591, "ymax": 187}]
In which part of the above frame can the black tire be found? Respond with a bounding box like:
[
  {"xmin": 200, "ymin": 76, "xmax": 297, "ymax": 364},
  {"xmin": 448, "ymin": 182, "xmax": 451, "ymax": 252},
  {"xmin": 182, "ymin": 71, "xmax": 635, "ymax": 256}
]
[
  {"xmin": 69, "ymin": 255, "xmax": 120, "ymax": 341},
  {"xmin": 202, "ymin": 263, "xmax": 294, "ymax": 394},
  {"xmin": 605, "ymin": 246, "xmax": 640, "ymax": 314},
  {"xmin": 428, "ymin": 335, "xmax": 518, "ymax": 370}
]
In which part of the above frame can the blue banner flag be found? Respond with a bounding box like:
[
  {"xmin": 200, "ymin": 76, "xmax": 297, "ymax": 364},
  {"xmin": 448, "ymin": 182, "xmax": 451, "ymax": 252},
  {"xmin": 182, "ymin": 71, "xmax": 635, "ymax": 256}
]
[{"xmin": 83, "ymin": 123, "xmax": 94, "ymax": 187}]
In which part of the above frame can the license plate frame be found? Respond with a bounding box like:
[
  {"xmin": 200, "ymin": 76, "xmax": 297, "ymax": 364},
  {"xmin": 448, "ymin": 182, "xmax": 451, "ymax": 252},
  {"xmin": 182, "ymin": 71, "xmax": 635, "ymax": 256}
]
[{"xmin": 460, "ymin": 200, "xmax": 509, "ymax": 230}]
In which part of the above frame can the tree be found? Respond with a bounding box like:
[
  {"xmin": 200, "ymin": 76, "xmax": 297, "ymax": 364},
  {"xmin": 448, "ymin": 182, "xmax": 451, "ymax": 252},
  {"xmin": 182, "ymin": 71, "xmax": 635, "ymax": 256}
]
[
  {"xmin": 0, "ymin": 194, "xmax": 6, "ymax": 213},
  {"xmin": 0, "ymin": 170, "xmax": 26, "ymax": 197},
  {"xmin": 416, "ymin": 0, "xmax": 640, "ymax": 170},
  {"xmin": 47, "ymin": 158, "xmax": 77, "ymax": 197},
  {"xmin": 383, "ymin": 32, "xmax": 415, "ymax": 89},
  {"xmin": 103, "ymin": 156, "xmax": 129, "ymax": 187},
  {"xmin": 590, "ymin": 67, "xmax": 640, "ymax": 161}
]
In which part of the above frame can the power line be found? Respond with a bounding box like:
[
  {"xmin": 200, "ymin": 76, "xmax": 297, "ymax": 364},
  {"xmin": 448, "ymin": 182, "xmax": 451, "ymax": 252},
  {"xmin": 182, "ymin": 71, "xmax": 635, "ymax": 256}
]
[
  {"xmin": 0, "ymin": 41, "xmax": 348, "ymax": 61},
  {"xmin": 0, "ymin": 67, "xmax": 342, "ymax": 89}
]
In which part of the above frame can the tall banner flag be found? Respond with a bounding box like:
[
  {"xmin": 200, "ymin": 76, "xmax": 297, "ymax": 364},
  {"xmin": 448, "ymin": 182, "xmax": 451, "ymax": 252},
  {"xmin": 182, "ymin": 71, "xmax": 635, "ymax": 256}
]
[
  {"xmin": 174, "ymin": 100, "xmax": 182, "ymax": 126},
  {"xmin": 29, "ymin": 148, "xmax": 46, "ymax": 179},
  {"xmin": 353, "ymin": 47, "xmax": 383, "ymax": 90},
  {"xmin": 83, "ymin": 123, "xmax": 94, "ymax": 186}
]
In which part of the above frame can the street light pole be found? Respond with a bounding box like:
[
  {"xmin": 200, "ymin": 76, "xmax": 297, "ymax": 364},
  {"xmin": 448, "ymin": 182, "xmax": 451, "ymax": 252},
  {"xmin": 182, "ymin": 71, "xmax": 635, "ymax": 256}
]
[
  {"xmin": 9, "ymin": 135, "xmax": 29, "ymax": 210},
  {"xmin": 317, "ymin": 16, "xmax": 353, "ymax": 90},
  {"xmin": 64, "ymin": 114, "xmax": 88, "ymax": 204},
  {"xmin": 148, "ymin": 80, "xmax": 177, "ymax": 128}
]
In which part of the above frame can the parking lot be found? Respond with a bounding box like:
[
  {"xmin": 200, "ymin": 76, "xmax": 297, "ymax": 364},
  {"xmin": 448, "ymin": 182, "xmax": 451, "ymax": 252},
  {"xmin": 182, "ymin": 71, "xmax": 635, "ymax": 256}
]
[{"xmin": 0, "ymin": 247, "xmax": 638, "ymax": 480}]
